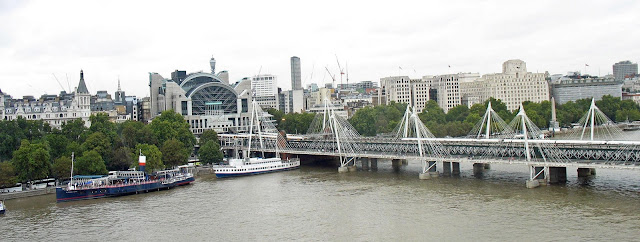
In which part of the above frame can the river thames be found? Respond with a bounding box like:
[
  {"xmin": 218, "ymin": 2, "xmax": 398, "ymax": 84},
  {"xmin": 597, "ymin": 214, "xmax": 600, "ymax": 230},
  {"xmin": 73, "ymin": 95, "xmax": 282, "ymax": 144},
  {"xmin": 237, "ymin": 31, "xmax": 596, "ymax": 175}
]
[{"xmin": 1, "ymin": 161, "xmax": 640, "ymax": 241}]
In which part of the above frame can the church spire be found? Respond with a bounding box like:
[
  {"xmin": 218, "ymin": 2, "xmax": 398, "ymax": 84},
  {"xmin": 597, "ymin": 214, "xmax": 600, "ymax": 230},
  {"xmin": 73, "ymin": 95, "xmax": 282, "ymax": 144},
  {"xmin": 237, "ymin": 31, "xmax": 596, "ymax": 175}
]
[{"xmin": 76, "ymin": 69, "xmax": 89, "ymax": 94}]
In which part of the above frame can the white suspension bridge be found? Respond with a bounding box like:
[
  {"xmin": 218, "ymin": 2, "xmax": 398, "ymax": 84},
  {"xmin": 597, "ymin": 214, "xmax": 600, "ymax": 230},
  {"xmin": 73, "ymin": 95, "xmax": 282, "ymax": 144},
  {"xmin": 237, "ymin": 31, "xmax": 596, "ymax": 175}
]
[{"xmin": 219, "ymin": 99, "xmax": 640, "ymax": 188}]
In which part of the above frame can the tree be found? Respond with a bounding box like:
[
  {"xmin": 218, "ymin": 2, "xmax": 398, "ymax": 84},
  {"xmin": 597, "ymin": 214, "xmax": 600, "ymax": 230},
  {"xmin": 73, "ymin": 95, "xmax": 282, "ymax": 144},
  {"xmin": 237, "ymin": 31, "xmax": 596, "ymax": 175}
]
[
  {"xmin": 199, "ymin": 129, "xmax": 219, "ymax": 146},
  {"xmin": 119, "ymin": 120, "xmax": 156, "ymax": 148},
  {"xmin": 199, "ymin": 140, "xmax": 223, "ymax": 164},
  {"xmin": 12, "ymin": 140, "xmax": 51, "ymax": 182},
  {"xmin": 162, "ymin": 139, "xmax": 189, "ymax": 168},
  {"xmin": 51, "ymin": 156, "xmax": 72, "ymax": 179},
  {"xmin": 0, "ymin": 120, "xmax": 23, "ymax": 161},
  {"xmin": 109, "ymin": 147, "xmax": 132, "ymax": 171},
  {"xmin": 419, "ymin": 100, "xmax": 446, "ymax": 125},
  {"xmin": 446, "ymin": 105, "xmax": 469, "ymax": 123},
  {"xmin": 0, "ymin": 161, "xmax": 18, "ymax": 188},
  {"xmin": 266, "ymin": 108, "xmax": 285, "ymax": 127},
  {"xmin": 65, "ymin": 141, "xmax": 84, "ymax": 158},
  {"xmin": 279, "ymin": 112, "xmax": 316, "ymax": 134},
  {"xmin": 133, "ymin": 144, "xmax": 164, "ymax": 173},
  {"xmin": 82, "ymin": 132, "xmax": 112, "ymax": 164},
  {"xmin": 46, "ymin": 133, "xmax": 69, "ymax": 160},
  {"xmin": 61, "ymin": 119, "xmax": 87, "ymax": 142},
  {"xmin": 149, "ymin": 110, "xmax": 196, "ymax": 150},
  {"xmin": 75, "ymin": 150, "xmax": 107, "ymax": 175}
]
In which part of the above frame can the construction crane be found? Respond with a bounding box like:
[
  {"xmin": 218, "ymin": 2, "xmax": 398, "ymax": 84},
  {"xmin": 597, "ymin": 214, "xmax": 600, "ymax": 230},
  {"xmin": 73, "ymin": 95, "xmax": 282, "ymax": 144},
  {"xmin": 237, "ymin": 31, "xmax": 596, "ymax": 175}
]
[
  {"xmin": 52, "ymin": 73, "xmax": 67, "ymax": 92},
  {"xmin": 335, "ymin": 54, "xmax": 344, "ymax": 89},
  {"xmin": 325, "ymin": 66, "xmax": 336, "ymax": 88}
]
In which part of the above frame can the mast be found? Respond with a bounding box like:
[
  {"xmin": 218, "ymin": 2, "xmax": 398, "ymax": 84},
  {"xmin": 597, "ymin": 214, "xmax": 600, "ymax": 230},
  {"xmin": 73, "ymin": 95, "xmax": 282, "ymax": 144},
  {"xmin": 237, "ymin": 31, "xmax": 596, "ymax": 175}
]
[{"xmin": 69, "ymin": 152, "xmax": 75, "ymax": 188}]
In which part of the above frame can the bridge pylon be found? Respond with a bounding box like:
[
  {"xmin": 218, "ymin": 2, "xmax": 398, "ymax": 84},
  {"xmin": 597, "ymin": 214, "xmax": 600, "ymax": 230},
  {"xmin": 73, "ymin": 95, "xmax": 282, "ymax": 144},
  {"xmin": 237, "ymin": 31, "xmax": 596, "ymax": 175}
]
[
  {"xmin": 469, "ymin": 101, "xmax": 514, "ymax": 139},
  {"xmin": 393, "ymin": 105, "xmax": 449, "ymax": 176}
]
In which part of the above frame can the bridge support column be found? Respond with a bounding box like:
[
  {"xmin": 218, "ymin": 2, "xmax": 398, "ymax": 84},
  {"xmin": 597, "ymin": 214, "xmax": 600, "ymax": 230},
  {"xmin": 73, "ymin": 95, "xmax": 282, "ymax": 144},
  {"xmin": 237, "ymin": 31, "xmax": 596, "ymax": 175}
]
[
  {"xmin": 370, "ymin": 158, "xmax": 378, "ymax": 171},
  {"xmin": 347, "ymin": 165, "xmax": 357, "ymax": 172},
  {"xmin": 360, "ymin": 158, "xmax": 370, "ymax": 171},
  {"xmin": 338, "ymin": 166, "xmax": 348, "ymax": 173},
  {"xmin": 442, "ymin": 162, "xmax": 451, "ymax": 176},
  {"xmin": 419, "ymin": 172, "xmax": 430, "ymax": 180},
  {"xmin": 392, "ymin": 159, "xmax": 402, "ymax": 167},
  {"xmin": 534, "ymin": 167, "xmax": 547, "ymax": 185},
  {"xmin": 473, "ymin": 163, "xmax": 484, "ymax": 176},
  {"xmin": 428, "ymin": 161, "xmax": 439, "ymax": 177},
  {"xmin": 484, "ymin": 164, "xmax": 491, "ymax": 170},
  {"xmin": 548, "ymin": 167, "xmax": 567, "ymax": 184},
  {"xmin": 526, "ymin": 179, "xmax": 540, "ymax": 189},
  {"xmin": 452, "ymin": 162, "xmax": 461, "ymax": 176},
  {"xmin": 577, "ymin": 168, "xmax": 595, "ymax": 177}
]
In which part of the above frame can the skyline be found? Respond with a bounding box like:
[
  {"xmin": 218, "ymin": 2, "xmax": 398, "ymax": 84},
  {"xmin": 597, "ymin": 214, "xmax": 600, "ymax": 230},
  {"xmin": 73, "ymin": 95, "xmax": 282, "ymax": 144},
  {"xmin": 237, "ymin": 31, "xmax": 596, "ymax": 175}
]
[{"xmin": 1, "ymin": 0, "xmax": 639, "ymax": 98}]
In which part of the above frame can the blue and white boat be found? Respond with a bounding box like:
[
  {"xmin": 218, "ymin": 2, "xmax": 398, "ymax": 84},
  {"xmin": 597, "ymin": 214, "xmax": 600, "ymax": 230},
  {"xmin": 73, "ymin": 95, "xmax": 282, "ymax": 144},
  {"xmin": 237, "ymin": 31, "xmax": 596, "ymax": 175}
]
[
  {"xmin": 0, "ymin": 200, "xmax": 5, "ymax": 214},
  {"xmin": 56, "ymin": 153, "xmax": 195, "ymax": 202},
  {"xmin": 214, "ymin": 157, "xmax": 300, "ymax": 178},
  {"xmin": 214, "ymin": 99, "xmax": 300, "ymax": 178}
]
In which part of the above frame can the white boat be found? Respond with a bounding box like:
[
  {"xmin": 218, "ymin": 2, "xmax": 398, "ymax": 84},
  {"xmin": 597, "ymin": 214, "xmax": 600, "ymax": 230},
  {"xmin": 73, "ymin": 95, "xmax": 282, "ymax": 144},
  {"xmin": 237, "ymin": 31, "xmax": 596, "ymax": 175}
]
[
  {"xmin": 214, "ymin": 99, "xmax": 300, "ymax": 178},
  {"xmin": 0, "ymin": 200, "xmax": 5, "ymax": 214},
  {"xmin": 214, "ymin": 157, "xmax": 300, "ymax": 178}
]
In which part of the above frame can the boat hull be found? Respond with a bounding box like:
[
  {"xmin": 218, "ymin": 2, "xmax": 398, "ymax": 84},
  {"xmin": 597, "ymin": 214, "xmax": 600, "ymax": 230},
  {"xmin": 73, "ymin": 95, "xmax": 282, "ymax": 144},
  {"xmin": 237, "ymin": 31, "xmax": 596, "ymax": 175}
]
[
  {"xmin": 215, "ymin": 166, "xmax": 299, "ymax": 178},
  {"xmin": 56, "ymin": 177, "xmax": 194, "ymax": 202}
]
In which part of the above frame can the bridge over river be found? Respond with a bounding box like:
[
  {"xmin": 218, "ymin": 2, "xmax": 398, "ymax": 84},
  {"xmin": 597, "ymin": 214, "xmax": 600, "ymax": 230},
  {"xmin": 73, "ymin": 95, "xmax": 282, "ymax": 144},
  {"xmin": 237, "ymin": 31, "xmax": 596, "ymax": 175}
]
[{"xmin": 218, "ymin": 99, "xmax": 640, "ymax": 188}]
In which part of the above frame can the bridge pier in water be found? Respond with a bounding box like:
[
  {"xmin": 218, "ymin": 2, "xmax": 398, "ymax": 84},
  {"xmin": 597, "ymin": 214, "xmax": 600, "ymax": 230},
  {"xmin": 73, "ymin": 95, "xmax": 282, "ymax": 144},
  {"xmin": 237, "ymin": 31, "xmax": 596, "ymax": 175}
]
[
  {"xmin": 577, "ymin": 168, "xmax": 596, "ymax": 177},
  {"xmin": 548, "ymin": 167, "xmax": 567, "ymax": 184},
  {"xmin": 360, "ymin": 158, "xmax": 370, "ymax": 171},
  {"xmin": 370, "ymin": 158, "xmax": 378, "ymax": 171},
  {"xmin": 473, "ymin": 163, "xmax": 484, "ymax": 177},
  {"xmin": 452, "ymin": 162, "xmax": 460, "ymax": 176},
  {"xmin": 442, "ymin": 162, "xmax": 451, "ymax": 176}
]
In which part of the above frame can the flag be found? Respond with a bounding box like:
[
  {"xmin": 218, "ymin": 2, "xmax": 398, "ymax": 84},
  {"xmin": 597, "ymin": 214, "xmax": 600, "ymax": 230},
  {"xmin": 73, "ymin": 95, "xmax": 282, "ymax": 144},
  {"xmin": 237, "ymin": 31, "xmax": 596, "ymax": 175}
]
[{"xmin": 585, "ymin": 64, "xmax": 589, "ymax": 67}]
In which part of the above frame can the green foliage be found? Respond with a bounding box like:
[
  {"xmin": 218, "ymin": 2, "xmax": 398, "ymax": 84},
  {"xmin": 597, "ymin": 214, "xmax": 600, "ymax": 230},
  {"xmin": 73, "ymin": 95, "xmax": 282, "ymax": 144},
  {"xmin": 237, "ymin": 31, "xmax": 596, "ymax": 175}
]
[
  {"xmin": 51, "ymin": 156, "xmax": 72, "ymax": 179},
  {"xmin": 75, "ymin": 150, "xmax": 107, "ymax": 175},
  {"xmin": 162, "ymin": 139, "xmax": 189, "ymax": 168},
  {"xmin": 119, "ymin": 120, "xmax": 156, "ymax": 149},
  {"xmin": 348, "ymin": 102, "xmax": 406, "ymax": 136},
  {"xmin": 133, "ymin": 143, "xmax": 164, "ymax": 173},
  {"xmin": 446, "ymin": 105, "xmax": 469, "ymax": 122},
  {"xmin": 46, "ymin": 133, "xmax": 69, "ymax": 160},
  {"xmin": 109, "ymin": 147, "xmax": 132, "ymax": 171},
  {"xmin": 12, "ymin": 140, "xmax": 51, "ymax": 182},
  {"xmin": 279, "ymin": 112, "xmax": 316, "ymax": 134},
  {"xmin": 265, "ymin": 108, "xmax": 285, "ymax": 127},
  {"xmin": 419, "ymin": 100, "xmax": 446, "ymax": 125},
  {"xmin": 82, "ymin": 132, "xmax": 112, "ymax": 164},
  {"xmin": 0, "ymin": 161, "xmax": 18, "ymax": 188},
  {"xmin": 65, "ymin": 141, "xmax": 84, "ymax": 158},
  {"xmin": 149, "ymin": 110, "xmax": 196, "ymax": 151},
  {"xmin": 199, "ymin": 140, "xmax": 223, "ymax": 164},
  {"xmin": 61, "ymin": 119, "xmax": 87, "ymax": 142},
  {"xmin": 199, "ymin": 129, "xmax": 219, "ymax": 146}
]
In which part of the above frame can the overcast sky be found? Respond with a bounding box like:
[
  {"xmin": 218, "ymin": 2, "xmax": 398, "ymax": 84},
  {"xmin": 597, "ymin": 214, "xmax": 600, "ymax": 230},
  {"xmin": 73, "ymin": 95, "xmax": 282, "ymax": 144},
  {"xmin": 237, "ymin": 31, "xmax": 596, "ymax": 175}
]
[{"xmin": 1, "ymin": 0, "xmax": 639, "ymax": 98}]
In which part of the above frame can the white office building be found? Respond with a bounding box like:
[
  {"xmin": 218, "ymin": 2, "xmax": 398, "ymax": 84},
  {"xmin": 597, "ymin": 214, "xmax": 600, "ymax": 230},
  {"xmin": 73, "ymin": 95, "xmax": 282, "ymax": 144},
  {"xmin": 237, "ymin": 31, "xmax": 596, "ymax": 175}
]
[{"xmin": 460, "ymin": 60, "xmax": 548, "ymax": 111}]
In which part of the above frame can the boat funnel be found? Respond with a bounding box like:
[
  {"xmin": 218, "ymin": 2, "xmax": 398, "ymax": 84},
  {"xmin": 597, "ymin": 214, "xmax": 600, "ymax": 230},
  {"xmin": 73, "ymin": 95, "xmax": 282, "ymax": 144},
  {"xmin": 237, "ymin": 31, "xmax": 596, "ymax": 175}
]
[{"xmin": 139, "ymin": 155, "xmax": 146, "ymax": 173}]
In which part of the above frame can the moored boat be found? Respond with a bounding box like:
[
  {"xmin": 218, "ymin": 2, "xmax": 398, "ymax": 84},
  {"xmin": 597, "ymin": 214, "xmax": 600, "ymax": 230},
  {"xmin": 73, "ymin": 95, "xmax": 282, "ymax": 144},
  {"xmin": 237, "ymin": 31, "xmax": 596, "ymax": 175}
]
[
  {"xmin": 0, "ymin": 200, "xmax": 5, "ymax": 214},
  {"xmin": 214, "ymin": 157, "xmax": 300, "ymax": 178},
  {"xmin": 214, "ymin": 99, "xmax": 300, "ymax": 178},
  {"xmin": 56, "ymin": 153, "xmax": 194, "ymax": 203}
]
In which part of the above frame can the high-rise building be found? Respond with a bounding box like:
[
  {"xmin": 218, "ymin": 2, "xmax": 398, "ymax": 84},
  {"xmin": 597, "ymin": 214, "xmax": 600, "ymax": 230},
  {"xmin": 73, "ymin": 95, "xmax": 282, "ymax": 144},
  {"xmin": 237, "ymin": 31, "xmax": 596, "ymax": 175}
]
[
  {"xmin": 424, "ymin": 73, "xmax": 479, "ymax": 113},
  {"xmin": 291, "ymin": 56, "xmax": 302, "ymax": 90},
  {"xmin": 251, "ymin": 74, "xmax": 279, "ymax": 110},
  {"xmin": 613, "ymin": 60, "xmax": 638, "ymax": 81},
  {"xmin": 460, "ymin": 59, "xmax": 548, "ymax": 111}
]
